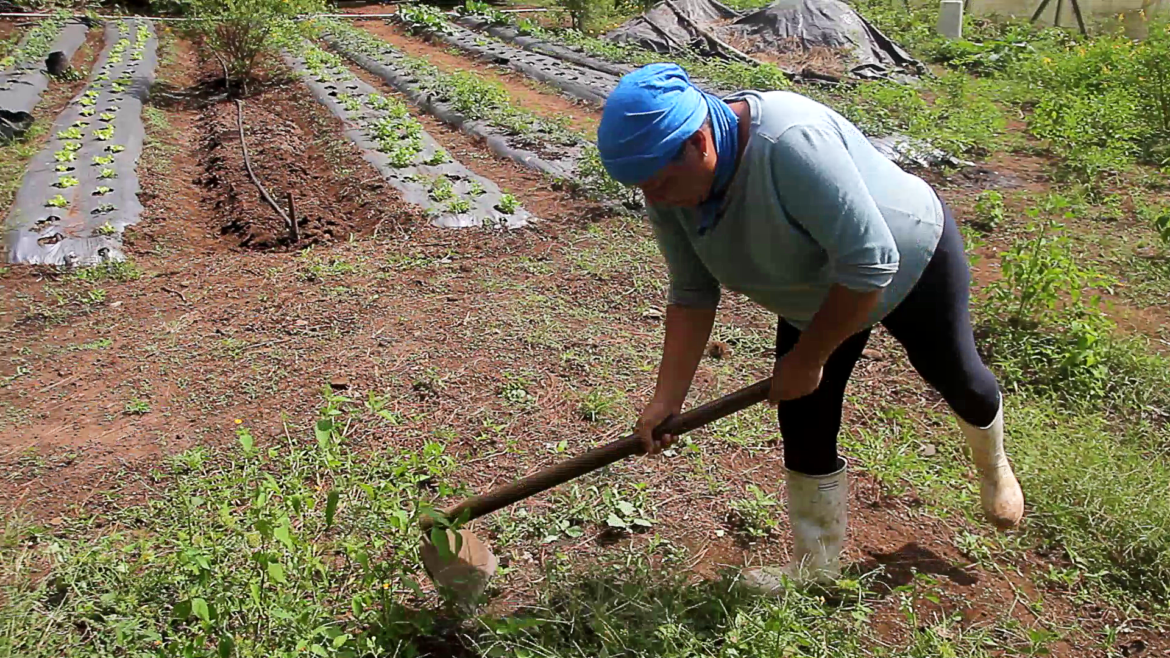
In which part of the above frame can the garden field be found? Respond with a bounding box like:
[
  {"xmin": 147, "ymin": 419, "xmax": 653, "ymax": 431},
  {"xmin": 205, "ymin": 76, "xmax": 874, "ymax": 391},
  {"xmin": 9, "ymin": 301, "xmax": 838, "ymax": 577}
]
[{"xmin": 0, "ymin": 1, "xmax": 1169, "ymax": 656}]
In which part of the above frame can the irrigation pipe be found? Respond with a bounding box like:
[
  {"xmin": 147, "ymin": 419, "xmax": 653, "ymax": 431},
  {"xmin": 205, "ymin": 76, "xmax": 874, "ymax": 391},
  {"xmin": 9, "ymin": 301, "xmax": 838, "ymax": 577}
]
[{"xmin": 235, "ymin": 99, "xmax": 297, "ymax": 242}]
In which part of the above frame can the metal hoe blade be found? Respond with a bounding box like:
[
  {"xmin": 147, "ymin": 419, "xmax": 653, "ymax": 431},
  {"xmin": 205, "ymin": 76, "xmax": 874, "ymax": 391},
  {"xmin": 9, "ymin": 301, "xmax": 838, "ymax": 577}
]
[{"xmin": 420, "ymin": 529, "xmax": 498, "ymax": 609}]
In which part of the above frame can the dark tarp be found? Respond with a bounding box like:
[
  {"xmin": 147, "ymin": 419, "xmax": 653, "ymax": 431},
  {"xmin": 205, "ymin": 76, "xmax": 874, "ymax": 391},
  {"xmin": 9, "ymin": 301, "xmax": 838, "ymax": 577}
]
[
  {"xmin": 605, "ymin": 0, "xmax": 924, "ymax": 80},
  {"xmin": 603, "ymin": 0, "xmax": 742, "ymax": 58}
]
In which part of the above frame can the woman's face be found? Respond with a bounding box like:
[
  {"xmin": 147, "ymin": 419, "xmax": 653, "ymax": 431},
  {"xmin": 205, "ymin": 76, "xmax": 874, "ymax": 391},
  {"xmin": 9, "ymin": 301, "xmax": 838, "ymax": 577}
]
[{"xmin": 638, "ymin": 128, "xmax": 718, "ymax": 208}]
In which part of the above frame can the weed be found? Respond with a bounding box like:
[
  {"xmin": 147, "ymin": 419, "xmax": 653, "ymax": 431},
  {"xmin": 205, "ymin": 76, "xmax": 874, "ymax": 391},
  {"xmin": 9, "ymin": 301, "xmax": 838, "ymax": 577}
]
[
  {"xmin": 124, "ymin": 397, "xmax": 151, "ymax": 415},
  {"xmin": 578, "ymin": 387, "xmax": 621, "ymax": 422},
  {"xmin": 71, "ymin": 259, "xmax": 143, "ymax": 282},
  {"xmin": 499, "ymin": 372, "xmax": 536, "ymax": 406},
  {"xmin": 971, "ymin": 190, "xmax": 1005, "ymax": 233},
  {"xmin": 728, "ymin": 484, "xmax": 781, "ymax": 540}
]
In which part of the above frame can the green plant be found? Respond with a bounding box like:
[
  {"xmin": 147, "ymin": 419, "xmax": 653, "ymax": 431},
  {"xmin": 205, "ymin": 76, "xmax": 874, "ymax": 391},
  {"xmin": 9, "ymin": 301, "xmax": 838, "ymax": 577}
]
[
  {"xmin": 98, "ymin": 167, "xmax": 117, "ymax": 179},
  {"xmin": 728, "ymin": 485, "xmax": 780, "ymax": 540},
  {"xmin": 429, "ymin": 176, "xmax": 454, "ymax": 203},
  {"xmin": 94, "ymin": 186, "xmax": 113, "ymax": 195},
  {"xmin": 424, "ymin": 148, "xmax": 450, "ymax": 165},
  {"xmin": 191, "ymin": 0, "xmax": 324, "ymax": 81},
  {"xmin": 71, "ymin": 260, "xmax": 143, "ymax": 283},
  {"xmin": 446, "ymin": 198, "xmax": 471, "ymax": 214},
  {"xmin": 495, "ymin": 193, "xmax": 519, "ymax": 214},
  {"xmin": 95, "ymin": 222, "xmax": 116, "ymax": 236},
  {"xmin": 93, "ymin": 126, "xmax": 116, "ymax": 141},
  {"xmin": 124, "ymin": 398, "xmax": 150, "ymax": 415},
  {"xmin": 54, "ymin": 176, "xmax": 79, "ymax": 189},
  {"xmin": 578, "ymin": 388, "xmax": 620, "ymax": 422},
  {"xmin": 45, "ymin": 195, "xmax": 68, "ymax": 208},
  {"xmin": 499, "ymin": 372, "xmax": 536, "ymax": 406},
  {"xmin": 398, "ymin": 2, "xmax": 455, "ymax": 35},
  {"xmin": 972, "ymin": 190, "xmax": 1005, "ymax": 233}
]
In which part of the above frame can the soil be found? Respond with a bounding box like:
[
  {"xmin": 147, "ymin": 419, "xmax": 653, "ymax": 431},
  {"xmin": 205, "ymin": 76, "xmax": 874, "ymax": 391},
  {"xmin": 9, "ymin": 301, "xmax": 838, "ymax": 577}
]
[{"xmin": 0, "ymin": 21, "xmax": 1167, "ymax": 658}]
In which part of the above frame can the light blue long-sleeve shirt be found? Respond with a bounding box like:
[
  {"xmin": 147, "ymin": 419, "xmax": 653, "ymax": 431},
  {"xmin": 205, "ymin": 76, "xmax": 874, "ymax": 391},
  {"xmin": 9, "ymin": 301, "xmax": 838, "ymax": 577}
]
[{"xmin": 647, "ymin": 90, "xmax": 946, "ymax": 331}]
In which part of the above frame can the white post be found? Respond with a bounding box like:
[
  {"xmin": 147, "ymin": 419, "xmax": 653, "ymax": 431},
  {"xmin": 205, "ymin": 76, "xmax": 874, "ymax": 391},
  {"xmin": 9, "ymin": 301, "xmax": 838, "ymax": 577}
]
[{"xmin": 938, "ymin": 0, "xmax": 964, "ymax": 39}]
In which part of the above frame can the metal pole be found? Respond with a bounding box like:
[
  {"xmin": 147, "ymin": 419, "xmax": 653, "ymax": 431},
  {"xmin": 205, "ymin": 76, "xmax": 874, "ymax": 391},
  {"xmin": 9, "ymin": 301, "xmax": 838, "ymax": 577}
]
[
  {"xmin": 1030, "ymin": 0, "xmax": 1054, "ymax": 23},
  {"xmin": 1069, "ymin": 0, "xmax": 1088, "ymax": 35}
]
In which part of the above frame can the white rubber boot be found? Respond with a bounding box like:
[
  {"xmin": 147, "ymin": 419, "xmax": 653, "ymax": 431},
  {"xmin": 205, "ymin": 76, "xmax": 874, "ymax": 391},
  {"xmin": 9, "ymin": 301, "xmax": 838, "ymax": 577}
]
[
  {"xmin": 956, "ymin": 394, "xmax": 1024, "ymax": 529},
  {"xmin": 740, "ymin": 458, "xmax": 847, "ymax": 594}
]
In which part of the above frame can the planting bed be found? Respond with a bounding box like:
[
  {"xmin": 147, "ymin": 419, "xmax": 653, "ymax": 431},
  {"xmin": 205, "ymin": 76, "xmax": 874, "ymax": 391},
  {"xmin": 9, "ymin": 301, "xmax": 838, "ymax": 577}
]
[
  {"xmin": 321, "ymin": 18, "xmax": 585, "ymax": 182},
  {"xmin": 0, "ymin": 15, "xmax": 91, "ymax": 139},
  {"xmin": 454, "ymin": 14, "xmax": 634, "ymax": 80},
  {"xmin": 394, "ymin": 15, "xmax": 620, "ymax": 105},
  {"xmin": 284, "ymin": 37, "xmax": 533, "ymax": 229},
  {"xmin": 4, "ymin": 18, "xmax": 157, "ymax": 265}
]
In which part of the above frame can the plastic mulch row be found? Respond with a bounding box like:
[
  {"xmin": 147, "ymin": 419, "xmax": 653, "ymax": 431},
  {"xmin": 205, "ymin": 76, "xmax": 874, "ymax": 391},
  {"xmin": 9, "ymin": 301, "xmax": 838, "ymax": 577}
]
[
  {"xmin": 0, "ymin": 17, "xmax": 91, "ymax": 139},
  {"xmin": 322, "ymin": 21, "xmax": 585, "ymax": 182},
  {"xmin": 284, "ymin": 40, "xmax": 533, "ymax": 230},
  {"xmin": 5, "ymin": 19, "xmax": 158, "ymax": 266},
  {"xmin": 404, "ymin": 18, "xmax": 619, "ymax": 105}
]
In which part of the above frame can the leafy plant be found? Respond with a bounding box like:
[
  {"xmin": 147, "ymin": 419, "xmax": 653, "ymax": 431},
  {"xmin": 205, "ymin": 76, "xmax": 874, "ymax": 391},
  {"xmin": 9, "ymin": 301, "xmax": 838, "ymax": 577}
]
[
  {"xmin": 56, "ymin": 126, "xmax": 83, "ymax": 140},
  {"xmin": 54, "ymin": 176, "xmax": 79, "ymax": 189},
  {"xmin": 45, "ymin": 195, "xmax": 68, "ymax": 208},
  {"xmin": 93, "ymin": 126, "xmax": 115, "ymax": 141},
  {"xmin": 728, "ymin": 485, "xmax": 781, "ymax": 540},
  {"xmin": 398, "ymin": 3, "xmax": 455, "ymax": 36},
  {"xmin": 972, "ymin": 190, "xmax": 1006, "ymax": 233},
  {"xmin": 495, "ymin": 193, "xmax": 519, "ymax": 214},
  {"xmin": 98, "ymin": 168, "xmax": 117, "ymax": 179},
  {"xmin": 429, "ymin": 176, "xmax": 454, "ymax": 203},
  {"xmin": 94, "ymin": 186, "xmax": 113, "ymax": 196},
  {"xmin": 446, "ymin": 198, "xmax": 471, "ymax": 214},
  {"xmin": 95, "ymin": 221, "xmax": 116, "ymax": 236}
]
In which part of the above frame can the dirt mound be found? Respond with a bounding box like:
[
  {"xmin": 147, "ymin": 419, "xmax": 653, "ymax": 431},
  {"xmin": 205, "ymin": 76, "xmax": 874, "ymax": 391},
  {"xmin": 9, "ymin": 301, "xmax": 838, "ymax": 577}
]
[{"xmin": 196, "ymin": 64, "xmax": 423, "ymax": 251}]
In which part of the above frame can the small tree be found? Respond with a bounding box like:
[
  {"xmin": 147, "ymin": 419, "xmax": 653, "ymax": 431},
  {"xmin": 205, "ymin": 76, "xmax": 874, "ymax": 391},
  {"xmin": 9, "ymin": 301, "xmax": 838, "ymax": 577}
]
[{"xmin": 191, "ymin": 0, "xmax": 323, "ymax": 83}]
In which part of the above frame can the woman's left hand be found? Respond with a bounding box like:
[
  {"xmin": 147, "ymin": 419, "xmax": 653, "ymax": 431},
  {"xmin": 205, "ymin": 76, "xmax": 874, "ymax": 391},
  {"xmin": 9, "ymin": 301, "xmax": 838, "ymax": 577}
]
[{"xmin": 769, "ymin": 349, "xmax": 824, "ymax": 404}]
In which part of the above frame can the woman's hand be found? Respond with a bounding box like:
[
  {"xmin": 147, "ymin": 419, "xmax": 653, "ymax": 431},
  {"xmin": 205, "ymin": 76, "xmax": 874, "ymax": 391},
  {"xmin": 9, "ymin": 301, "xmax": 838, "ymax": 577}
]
[
  {"xmin": 635, "ymin": 398, "xmax": 682, "ymax": 455},
  {"xmin": 770, "ymin": 349, "xmax": 824, "ymax": 404}
]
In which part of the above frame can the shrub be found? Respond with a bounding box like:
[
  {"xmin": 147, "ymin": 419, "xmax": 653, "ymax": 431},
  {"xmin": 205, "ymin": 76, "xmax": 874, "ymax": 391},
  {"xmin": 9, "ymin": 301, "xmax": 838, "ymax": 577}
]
[{"xmin": 191, "ymin": 0, "xmax": 324, "ymax": 81}]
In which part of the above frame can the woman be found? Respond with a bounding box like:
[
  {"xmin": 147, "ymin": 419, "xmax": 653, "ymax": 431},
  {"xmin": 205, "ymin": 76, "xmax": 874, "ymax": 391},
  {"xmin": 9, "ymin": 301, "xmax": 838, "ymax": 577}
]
[{"xmin": 596, "ymin": 63, "xmax": 1023, "ymax": 592}]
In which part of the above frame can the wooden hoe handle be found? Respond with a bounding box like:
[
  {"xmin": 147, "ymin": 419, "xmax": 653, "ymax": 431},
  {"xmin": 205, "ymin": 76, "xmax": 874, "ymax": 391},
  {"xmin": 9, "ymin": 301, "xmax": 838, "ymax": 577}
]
[{"xmin": 422, "ymin": 378, "xmax": 772, "ymax": 529}]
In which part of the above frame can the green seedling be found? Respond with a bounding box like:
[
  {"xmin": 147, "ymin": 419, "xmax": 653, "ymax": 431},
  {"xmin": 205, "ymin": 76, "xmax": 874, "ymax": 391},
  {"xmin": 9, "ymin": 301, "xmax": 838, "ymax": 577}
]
[
  {"xmin": 95, "ymin": 222, "xmax": 116, "ymax": 236},
  {"xmin": 94, "ymin": 186, "xmax": 113, "ymax": 196},
  {"xmin": 46, "ymin": 195, "xmax": 68, "ymax": 208},
  {"xmin": 107, "ymin": 145, "xmax": 125, "ymax": 153},
  {"xmin": 495, "ymin": 194, "xmax": 519, "ymax": 214},
  {"xmin": 63, "ymin": 141, "xmax": 82, "ymax": 152},
  {"xmin": 92, "ymin": 155, "xmax": 115, "ymax": 166},
  {"xmin": 54, "ymin": 150, "xmax": 75, "ymax": 163},
  {"xmin": 99, "ymin": 112, "xmax": 117, "ymax": 122},
  {"xmin": 55, "ymin": 164, "xmax": 72, "ymax": 173},
  {"xmin": 447, "ymin": 199, "xmax": 472, "ymax": 214},
  {"xmin": 93, "ymin": 126, "xmax": 115, "ymax": 141},
  {"xmin": 54, "ymin": 176, "xmax": 79, "ymax": 189},
  {"xmin": 94, "ymin": 203, "xmax": 115, "ymax": 214},
  {"xmin": 98, "ymin": 168, "xmax": 117, "ymax": 179},
  {"xmin": 56, "ymin": 127, "xmax": 82, "ymax": 140}
]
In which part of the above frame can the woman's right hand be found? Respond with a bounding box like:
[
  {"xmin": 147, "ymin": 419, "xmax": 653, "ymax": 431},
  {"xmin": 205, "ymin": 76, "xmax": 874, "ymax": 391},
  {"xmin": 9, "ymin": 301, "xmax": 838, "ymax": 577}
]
[{"xmin": 635, "ymin": 398, "xmax": 681, "ymax": 455}]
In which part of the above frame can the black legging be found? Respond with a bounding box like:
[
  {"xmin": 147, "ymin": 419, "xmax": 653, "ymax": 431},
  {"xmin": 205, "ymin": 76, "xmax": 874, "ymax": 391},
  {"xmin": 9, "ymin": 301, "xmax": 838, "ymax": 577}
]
[{"xmin": 776, "ymin": 195, "xmax": 1001, "ymax": 476}]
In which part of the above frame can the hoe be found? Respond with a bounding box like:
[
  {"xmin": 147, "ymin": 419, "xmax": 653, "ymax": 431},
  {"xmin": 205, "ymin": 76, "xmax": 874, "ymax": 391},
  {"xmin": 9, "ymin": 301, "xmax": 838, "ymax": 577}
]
[{"xmin": 418, "ymin": 377, "xmax": 773, "ymax": 608}]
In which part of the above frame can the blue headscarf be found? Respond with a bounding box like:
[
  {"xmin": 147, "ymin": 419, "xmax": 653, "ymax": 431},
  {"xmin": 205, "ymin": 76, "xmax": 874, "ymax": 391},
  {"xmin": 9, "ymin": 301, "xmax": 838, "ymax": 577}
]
[{"xmin": 597, "ymin": 63, "xmax": 739, "ymax": 234}]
